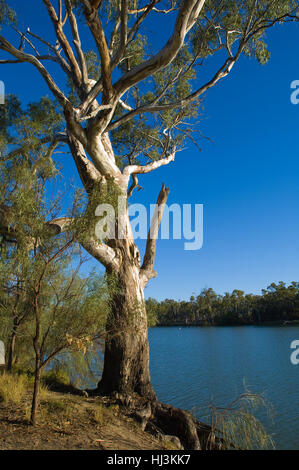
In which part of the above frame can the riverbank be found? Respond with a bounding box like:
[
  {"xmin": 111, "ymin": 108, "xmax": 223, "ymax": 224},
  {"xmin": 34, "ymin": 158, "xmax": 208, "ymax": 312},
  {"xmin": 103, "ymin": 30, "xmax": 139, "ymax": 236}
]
[{"xmin": 0, "ymin": 378, "xmax": 179, "ymax": 450}]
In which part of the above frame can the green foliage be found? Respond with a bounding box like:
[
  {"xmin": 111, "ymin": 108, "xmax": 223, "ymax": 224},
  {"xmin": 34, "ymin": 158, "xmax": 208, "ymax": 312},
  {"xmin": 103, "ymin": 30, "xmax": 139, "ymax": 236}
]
[
  {"xmin": 26, "ymin": 97, "xmax": 63, "ymax": 139},
  {"xmin": 0, "ymin": 95, "xmax": 22, "ymax": 149},
  {"xmin": 0, "ymin": 134, "xmax": 108, "ymax": 379},
  {"xmin": 0, "ymin": 0, "xmax": 296, "ymax": 173},
  {"xmin": 42, "ymin": 366, "xmax": 71, "ymax": 388},
  {"xmin": 0, "ymin": 94, "xmax": 63, "ymax": 166},
  {"xmin": 147, "ymin": 281, "xmax": 299, "ymax": 326},
  {"xmin": 146, "ymin": 298, "xmax": 159, "ymax": 327},
  {"xmin": 70, "ymin": 177, "xmax": 122, "ymax": 243},
  {"xmin": 0, "ymin": 0, "xmax": 16, "ymax": 30}
]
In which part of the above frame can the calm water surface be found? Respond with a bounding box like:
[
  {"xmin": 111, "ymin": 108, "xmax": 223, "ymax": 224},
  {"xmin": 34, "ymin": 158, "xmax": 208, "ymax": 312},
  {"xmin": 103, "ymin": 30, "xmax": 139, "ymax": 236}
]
[{"xmin": 148, "ymin": 326, "xmax": 299, "ymax": 450}]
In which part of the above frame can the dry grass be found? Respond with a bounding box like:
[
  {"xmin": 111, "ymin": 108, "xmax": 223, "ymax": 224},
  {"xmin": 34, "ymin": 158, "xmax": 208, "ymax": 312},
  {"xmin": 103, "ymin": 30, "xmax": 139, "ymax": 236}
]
[
  {"xmin": 0, "ymin": 386, "xmax": 166, "ymax": 450},
  {"xmin": 0, "ymin": 372, "xmax": 28, "ymax": 405},
  {"xmin": 92, "ymin": 403, "xmax": 104, "ymax": 425},
  {"xmin": 43, "ymin": 397, "xmax": 73, "ymax": 417}
]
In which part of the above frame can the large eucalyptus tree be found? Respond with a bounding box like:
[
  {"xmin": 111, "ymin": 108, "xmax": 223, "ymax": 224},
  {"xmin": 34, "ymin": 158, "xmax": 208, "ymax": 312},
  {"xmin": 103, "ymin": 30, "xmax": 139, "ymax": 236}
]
[{"xmin": 0, "ymin": 0, "xmax": 297, "ymax": 447}]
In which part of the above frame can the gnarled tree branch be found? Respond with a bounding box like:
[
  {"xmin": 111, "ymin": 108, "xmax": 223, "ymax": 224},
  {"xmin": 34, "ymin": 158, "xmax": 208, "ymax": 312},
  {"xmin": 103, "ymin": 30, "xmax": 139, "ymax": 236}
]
[{"xmin": 114, "ymin": 0, "xmax": 206, "ymax": 96}]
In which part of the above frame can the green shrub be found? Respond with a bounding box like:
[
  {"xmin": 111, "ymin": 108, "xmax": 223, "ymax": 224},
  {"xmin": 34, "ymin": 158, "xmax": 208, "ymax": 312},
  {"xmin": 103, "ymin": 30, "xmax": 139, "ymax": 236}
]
[
  {"xmin": 206, "ymin": 390, "xmax": 275, "ymax": 450},
  {"xmin": 42, "ymin": 367, "xmax": 71, "ymax": 388}
]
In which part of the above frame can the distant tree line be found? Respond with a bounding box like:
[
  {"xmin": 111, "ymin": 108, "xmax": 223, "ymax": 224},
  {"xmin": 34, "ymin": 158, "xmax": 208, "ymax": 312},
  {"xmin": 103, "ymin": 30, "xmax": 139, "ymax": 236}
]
[{"xmin": 146, "ymin": 283, "xmax": 299, "ymax": 327}]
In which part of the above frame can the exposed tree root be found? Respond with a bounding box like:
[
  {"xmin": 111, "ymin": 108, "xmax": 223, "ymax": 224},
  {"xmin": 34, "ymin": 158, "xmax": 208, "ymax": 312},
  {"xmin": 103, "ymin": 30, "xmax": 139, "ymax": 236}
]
[
  {"xmin": 96, "ymin": 392, "xmax": 225, "ymax": 450},
  {"xmin": 150, "ymin": 401, "xmax": 225, "ymax": 450}
]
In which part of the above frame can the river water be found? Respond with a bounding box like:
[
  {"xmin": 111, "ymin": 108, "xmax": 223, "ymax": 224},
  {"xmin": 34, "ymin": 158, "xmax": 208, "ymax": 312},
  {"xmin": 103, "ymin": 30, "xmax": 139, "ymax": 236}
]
[{"xmin": 148, "ymin": 326, "xmax": 299, "ymax": 450}]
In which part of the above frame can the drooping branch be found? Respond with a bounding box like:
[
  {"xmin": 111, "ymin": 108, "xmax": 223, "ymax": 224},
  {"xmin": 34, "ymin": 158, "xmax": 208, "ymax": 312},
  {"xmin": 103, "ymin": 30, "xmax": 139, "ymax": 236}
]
[
  {"xmin": 127, "ymin": 174, "xmax": 143, "ymax": 198},
  {"xmin": 140, "ymin": 183, "xmax": 170, "ymax": 286}
]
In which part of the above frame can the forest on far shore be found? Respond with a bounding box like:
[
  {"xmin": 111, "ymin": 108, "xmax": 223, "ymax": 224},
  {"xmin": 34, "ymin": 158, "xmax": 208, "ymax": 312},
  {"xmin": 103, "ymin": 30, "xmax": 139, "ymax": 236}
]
[{"xmin": 146, "ymin": 282, "xmax": 299, "ymax": 327}]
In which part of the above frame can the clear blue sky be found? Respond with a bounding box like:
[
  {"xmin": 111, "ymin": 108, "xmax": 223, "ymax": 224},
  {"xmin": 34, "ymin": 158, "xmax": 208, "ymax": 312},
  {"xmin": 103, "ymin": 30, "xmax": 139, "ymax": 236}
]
[{"xmin": 1, "ymin": 2, "xmax": 299, "ymax": 300}]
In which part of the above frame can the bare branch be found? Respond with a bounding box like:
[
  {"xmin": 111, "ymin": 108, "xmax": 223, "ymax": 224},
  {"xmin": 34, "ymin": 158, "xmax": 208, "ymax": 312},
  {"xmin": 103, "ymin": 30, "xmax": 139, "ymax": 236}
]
[
  {"xmin": 111, "ymin": 0, "xmax": 128, "ymax": 68},
  {"xmin": 118, "ymin": 98, "xmax": 133, "ymax": 112},
  {"xmin": 0, "ymin": 35, "xmax": 70, "ymax": 106},
  {"xmin": 27, "ymin": 30, "xmax": 73, "ymax": 78},
  {"xmin": 42, "ymin": 0, "xmax": 83, "ymax": 89},
  {"xmin": 123, "ymin": 150, "xmax": 175, "ymax": 182},
  {"xmin": 65, "ymin": 0, "xmax": 89, "ymax": 87},
  {"xmin": 128, "ymin": 1, "xmax": 177, "ymax": 15},
  {"xmin": 11, "ymin": 25, "xmax": 40, "ymax": 55},
  {"xmin": 126, "ymin": 4, "xmax": 155, "ymax": 44},
  {"xmin": 0, "ymin": 55, "xmax": 61, "ymax": 64},
  {"xmin": 127, "ymin": 173, "xmax": 143, "ymax": 198},
  {"xmin": 140, "ymin": 183, "xmax": 170, "ymax": 286},
  {"xmin": 83, "ymin": 2, "xmax": 113, "ymax": 101}
]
